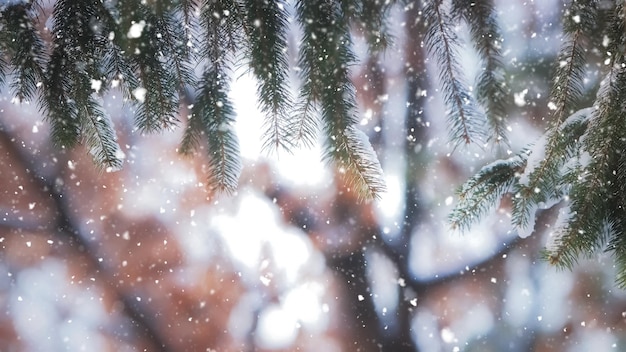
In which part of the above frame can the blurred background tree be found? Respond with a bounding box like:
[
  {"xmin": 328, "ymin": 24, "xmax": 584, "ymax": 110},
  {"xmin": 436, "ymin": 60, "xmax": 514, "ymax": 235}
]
[{"xmin": 2, "ymin": 0, "xmax": 626, "ymax": 351}]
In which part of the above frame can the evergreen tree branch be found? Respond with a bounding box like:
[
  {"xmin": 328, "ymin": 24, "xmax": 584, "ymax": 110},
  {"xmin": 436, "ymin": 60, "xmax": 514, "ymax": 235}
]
[
  {"xmin": 157, "ymin": 9, "xmax": 196, "ymax": 92},
  {"xmin": 199, "ymin": 0, "xmax": 244, "ymax": 61},
  {"xmin": 296, "ymin": 0, "xmax": 385, "ymax": 200},
  {"xmin": 544, "ymin": 61, "xmax": 626, "ymax": 276},
  {"xmin": 354, "ymin": 0, "xmax": 394, "ymax": 52},
  {"xmin": 290, "ymin": 95, "xmax": 320, "ymax": 149},
  {"xmin": 42, "ymin": 49, "xmax": 82, "ymax": 148},
  {"xmin": 95, "ymin": 2, "xmax": 139, "ymax": 100},
  {"xmin": 550, "ymin": 0, "xmax": 595, "ymax": 127},
  {"xmin": 510, "ymin": 0, "xmax": 596, "ymax": 231},
  {"xmin": 180, "ymin": 0, "xmax": 244, "ymax": 194},
  {"xmin": 452, "ymin": 0, "xmax": 508, "ymax": 145},
  {"xmin": 41, "ymin": 0, "xmax": 115, "ymax": 148},
  {"xmin": 192, "ymin": 67, "xmax": 242, "ymax": 194},
  {"xmin": 0, "ymin": 3, "xmax": 46, "ymax": 102},
  {"xmin": 449, "ymin": 153, "xmax": 526, "ymax": 232},
  {"xmin": 116, "ymin": 1, "xmax": 185, "ymax": 132},
  {"xmin": 0, "ymin": 51, "xmax": 6, "ymax": 90},
  {"xmin": 511, "ymin": 107, "xmax": 591, "ymax": 234},
  {"xmin": 81, "ymin": 95, "xmax": 124, "ymax": 170},
  {"xmin": 542, "ymin": 4, "xmax": 626, "ymax": 282},
  {"xmin": 179, "ymin": 111, "xmax": 203, "ymax": 156},
  {"xmin": 424, "ymin": 0, "xmax": 485, "ymax": 148},
  {"xmin": 243, "ymin": 0, "xmax": 293, "ymax": 153}
]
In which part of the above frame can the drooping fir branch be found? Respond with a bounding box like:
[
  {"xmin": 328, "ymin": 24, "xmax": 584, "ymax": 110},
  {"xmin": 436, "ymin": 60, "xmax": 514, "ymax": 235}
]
[
  {"xmin": 0, "ymin": 44, "xmax": 6, "ymax": 90},
  {"xmin": 81, "ymin": 95, "xmax": 125, "ymax": 171},
  {"xmin": 291, "ymin": 0, "xmax": 325, "ymax": 149},
  {"xmin": 550, "ymin": 0, "xmax": 595, "ymax": 126},
  {"xmin": 187, "ymin": 67, "xmax": 242, "ymax": 194},
  {"xmin": 296, "ymin": 0, "xmax": 385, "ymax": 200},
  {"xmin": 451, "ymin": 106, "xmax": 591, "ymax": 235},
  {"xmin": 116, "ymin": 0, "xmax": 186, "ymax": 132},
  {"xmin": 351, "ymin": 0, "xmax": 394, "ymax": 52},
  {"xmin": 0, "ymin": 3, "xmax": 45, "ymax": 102},
  {"xmin": 179, "ymin": 0, "xmax": 243, "ymax": 194},
  {"xmin": 613, "ymin": 147, "xmax": 626, "ymax": 287},
  {"xmin": 178, "ymin": 0, "xmax": 198, "ymax": 27},
  {"xmin": 452, "ymin": 0, "xmax": 508, "ymax": 145},
  {"xmin": 510, "ymin": 0, "xmax": 596, "ymax": 232},
  {"xmin": 512, "ymin": 107, "xmax": 591, "ymax": 236},
  {"xmin": 424, "ymin": 0, "xmax": 485, "ymax": 148},
  {"xmin": 544, "ymin": 61, "xmax": 626, "ymax": 285},
  {"xmin": 449, "ymin": 153, "xmax": 526, "ymax": 232},
  {"xmin": 243, "ymin": 0, "xmax": 293, "ymax": 153},
  {"xmin": 40, "ymin": 0, "xmax": 123, "ymax": 170}
]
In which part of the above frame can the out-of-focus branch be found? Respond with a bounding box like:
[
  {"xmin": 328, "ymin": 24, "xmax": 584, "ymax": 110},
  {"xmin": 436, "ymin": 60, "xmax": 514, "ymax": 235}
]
[
  {"xmin": 0, "ymin": 124, "xmax": 173, "ymax": 352},
  {"xmin": 376, "ymin": 230, "xmax": 525, "ymax": 294}
]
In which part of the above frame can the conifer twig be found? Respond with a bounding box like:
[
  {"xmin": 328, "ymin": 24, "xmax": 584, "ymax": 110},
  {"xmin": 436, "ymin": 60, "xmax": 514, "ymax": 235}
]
[{"xmin": 424, "ymin": 0, "xmax": 485, "ymax": 148}]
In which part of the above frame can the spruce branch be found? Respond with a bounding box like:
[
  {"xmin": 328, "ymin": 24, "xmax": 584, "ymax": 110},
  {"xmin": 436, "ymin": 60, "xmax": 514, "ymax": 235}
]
[
  {"xmin": 353, "ymin": 0, "xmax": 394, "ymax": 52},
  {"xmin": 0, "ymin": 3, "xmax": 46, "ymax": 102},
  {"xmin": 41, "ymin": 0, "xmax": 111, "ymax": 147},
  {"xmin": 243, "ymin": 0, "xmax": 293, "ymax": 153},
  {"xmin": 199, "ymin": 0, "xmax": 244, "ymax": 61},
  {"xmin": 549, "ymin": 0, "xmax": 595, "ymax": 127},
  {"xmin": 510, "ymin": 0, "xmax": 596, "ymax": 231},
  {"xmin": 157, "ymin": 10, "xmax": 196, "ymax": 92},
  {"xmin": 290, "ymin": 95, "xmax": 320, "ymax": 149},
  {"xmin": 424, "ymin": 0, "xmax": 485, "ymax": 148},
  {"xmin": 544, "ymin": 62, "xmax": 626, "ymax": 278},
  {"xmin": 452, "ymin": 0, "xmax": 508, "ymax": 145},
  {"xmin": 449, "ymin": 153, "xmax": 526, "ymax": 232},
  {"xmin": 118, "ymin": 3, "xmax": 185, "ymax": 132},
  {"xmin": 179, "ymin": 110, "xmax": 203, "ymax": 156},
  {"xmin": 180, "ymin": 0, "xmax": 244, "ymax": 194},
  {"xmin": 80, "ymin": 96, "xmax": 124, "ymax": 170},
  {"xmin": 0, "ymin": 46, "xmax": 6, "ymax": 89},
  {"xmin": 102, "ymin": 43, "xmax": 139, "ymax": 101},
  {"xmin": 511, "ymin": 107, "xmax": 591, "ymax": 233},
  {"xmin": 189, "ymin": 67, "xmax": 242, "ymax": 194},
  {"xmin": 296, "ymin": 0, "xmax": 385, "ymax": 200}
]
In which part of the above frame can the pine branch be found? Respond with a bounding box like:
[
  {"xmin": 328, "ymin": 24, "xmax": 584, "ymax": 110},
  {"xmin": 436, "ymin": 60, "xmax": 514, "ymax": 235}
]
[
  {"xmin": 424, "ymin": 0, "xmax": 485, "ymax": 148},
  {"xmin": 117, "ymin": 2, "xmax": 184, "ymax": 132},
  {"xmin": 40, "ymin": 0, "xmax": 113, "ymax": 148},
  {"xmin": 449, "ymin": 153, "xmax": 527, "ymax": 232},
  {"xmin": 544, "ymin": 61, "xmax": 626, "ymax": 276},
  {"xmin": 243, "ymin": 0, "xmax": 293, "ymax": 153},
  {"xmin": 353, "ymin": 0, "xmax": 394, "ymax": 52},
  {"xmin": 549, "ymin": 0, "xmax": 595, "ymax": 127},
  {"xmin": 541, "ymin": 4, "xmax": 626, "ymax": 283},
  {"xmin": 510, "ymin": 0, "xmax": 596, "ymax": 231},
  {"xmin": 296, "ymin": 0, "xmax": 385, "ymax": 200},
  {"xmin": 102, "ymin": 43, "xmax": 139, "ymax": 101},
  {"xmin": 511, "ymin": 107, "xmax": 591, "ymax": 234},
  {"xmin": 178, "ymin": 0, "xmax": 199, "ymax": 26},
  {"xmin": 613, "ymin": 149, "xmax": 626, "ymax": 287},
  {"xmin": 199, "ymin": 0, "xmax": 244, "ymax": 61},
  {"xmin": 157, "ymin": 9, "xmax": 196, "ymax": 92},
  {"xmin": 607, "ymin": 218, "xmax": 626, "ymax": 288},
  {"xmin": 290, "ymin": 95, "xmax": 320, "ymax": 149},
  {"xmin": 604, "ymin": 2, "xmax": 626, "ymax": 65},
  {"xmin": 0, "ymin": 3, "xmax": 46, "ymax": 102},
  {"xmin": 190, "ymin": 67, "xmax": 242, "ymax": 194},
  {"xmin": 180, "ymin": 0, "xmax": 244, "ymax": 194},
  {"xmin": 0, "ymin": 49, "xmax": 6, "ymax": 90},
  {"xmin": 41, "ymin": 51, "xmax": 79, "ymax": 147},
  {"xmin": 178, "ymin": 111, "xmax": 203, "ymax": 157},
  {"xmin": 452, "ymin": 0, "xmax": 508, "ymax": 145},
  {"xmin": 80, "ymin": 95, "xmax": 124, "ymax": 170}
]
